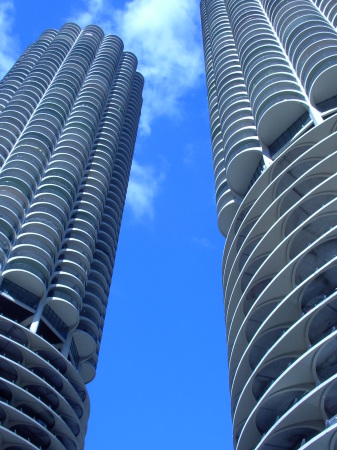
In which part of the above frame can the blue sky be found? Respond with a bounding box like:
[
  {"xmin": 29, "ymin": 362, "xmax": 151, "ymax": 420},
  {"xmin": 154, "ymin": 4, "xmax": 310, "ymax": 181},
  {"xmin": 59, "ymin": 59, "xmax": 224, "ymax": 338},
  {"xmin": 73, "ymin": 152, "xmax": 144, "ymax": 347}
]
[{"xmin": 0, "ymin": 0, "xmax": 233, "ymax": 448}]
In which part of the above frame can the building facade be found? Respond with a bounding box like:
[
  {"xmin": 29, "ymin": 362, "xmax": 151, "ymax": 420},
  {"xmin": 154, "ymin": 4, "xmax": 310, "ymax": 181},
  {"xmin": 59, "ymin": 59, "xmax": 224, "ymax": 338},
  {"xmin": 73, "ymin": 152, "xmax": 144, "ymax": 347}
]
[
  {"xmin": 201, "ymin": 1, "xmax": 337, "ymax": 449},
  {"xmin": 0, "ymin": 23, "xmax": 143, "ymax": 449}
]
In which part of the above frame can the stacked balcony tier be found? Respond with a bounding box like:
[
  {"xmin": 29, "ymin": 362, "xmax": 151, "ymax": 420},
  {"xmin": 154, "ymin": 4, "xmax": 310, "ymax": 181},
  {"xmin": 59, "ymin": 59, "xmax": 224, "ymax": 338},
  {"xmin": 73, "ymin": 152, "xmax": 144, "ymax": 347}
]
[
  {"xmin": 262, "ymin": 0, "xmax": 337, "ymax": 109},
  {"xmin": 80, "ymin": 71, "xmax": 144, "ymax": 383},
  {"xmin": 0, "ymin": 29, "xmax": 58, "ymax": 114},
  {"xmin": 0, "ymin": 313, "xmax": 89, "ymax": 450},
  {"xmin": 223, "ymin": 112, "xmax": 337, "ymax": 449},
  {"xmin": 226, "ymin": 0, "xmax": 310, "ymax": 148},
  {"xmin": 201, "ymin": 1, "xmax": 238, "ymax": 235},
  {"xmin": 313, "ymin": 0, "xmax": 337, "ymax": 29}
]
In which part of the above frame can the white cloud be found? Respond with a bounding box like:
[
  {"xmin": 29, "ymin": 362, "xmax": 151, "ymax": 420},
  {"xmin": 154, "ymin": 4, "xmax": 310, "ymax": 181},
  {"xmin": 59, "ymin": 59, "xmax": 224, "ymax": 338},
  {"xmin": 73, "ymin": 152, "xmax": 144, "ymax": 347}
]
[
  {"xmin": 70, "ymin": 0, "xmax": 106, "ymax": 29},
  {"xmin": 115, "ymin": 0, "xmax": 203, "ymax": 134},
  {"xmin": 70, "ymin": 0, "xmax": 203, "ymax": 134},
  {"xmin": 70, "ymin": 0, "xmax": 202, "ymax": 220},
  {"xmin": 126, "ymin": 160, "xmax": 163, "ymax": 221},
  {"xmin": 0, "ymin": 1, "xmax": 18, "ymax": 79}
]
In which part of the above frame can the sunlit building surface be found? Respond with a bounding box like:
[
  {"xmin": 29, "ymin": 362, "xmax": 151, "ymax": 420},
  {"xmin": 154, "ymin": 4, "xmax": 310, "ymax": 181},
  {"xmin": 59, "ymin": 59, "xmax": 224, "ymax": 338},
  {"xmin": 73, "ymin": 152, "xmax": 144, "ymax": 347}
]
[
  {"xmin": 201, "ymin": 1, "xmax": 337, "ymax": 448},
  {"xmin": 0, "ymin": 23, "xmax": 143, "ymax": 449}
]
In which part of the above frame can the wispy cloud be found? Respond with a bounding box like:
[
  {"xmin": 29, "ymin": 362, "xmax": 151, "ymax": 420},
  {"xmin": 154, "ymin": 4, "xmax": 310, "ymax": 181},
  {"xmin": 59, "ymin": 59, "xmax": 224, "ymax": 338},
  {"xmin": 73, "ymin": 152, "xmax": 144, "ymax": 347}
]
[
  {"xmin": 126, "ymin": 160, "xmax": 163, "ymax": 221},
  {"xmin": 0, "ymin": 1, "xmax": 18, "ymax": 79},
  {"xmin": 183, "ymin": 143, "xmax": 196, "ymax": 167},
  {"xmin": 192, "ymin": 237, "xmax": 213, "ymax": 249},
  {"xmin": 70, "ymin": 0, "xmax": 202, "ymax": 221},
  {"xmin": 69, "ymin": 0, "xmax": 203, "ymax": 134},
  {"xmin": 70, "ymin": 0, "xmax": 106, "ymax": 29}
]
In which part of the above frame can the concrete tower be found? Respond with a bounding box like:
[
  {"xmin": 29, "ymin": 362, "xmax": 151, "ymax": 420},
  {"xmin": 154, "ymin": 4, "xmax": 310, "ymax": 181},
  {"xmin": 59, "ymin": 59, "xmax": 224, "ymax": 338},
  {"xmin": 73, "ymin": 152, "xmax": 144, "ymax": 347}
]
[
  {"xmin": 201, "ymin": 1, "xmax": 337, "ymax": 448},
  {"xmin": 0, "ymin": 23, "xmax": 143, "ymax": 449}
]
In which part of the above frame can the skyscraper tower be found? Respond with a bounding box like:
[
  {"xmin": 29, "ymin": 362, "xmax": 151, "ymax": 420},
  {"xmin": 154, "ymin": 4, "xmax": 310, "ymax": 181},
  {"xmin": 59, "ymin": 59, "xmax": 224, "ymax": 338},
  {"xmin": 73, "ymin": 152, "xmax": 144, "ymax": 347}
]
[
  {"xmin": 0, "ymin": 23, "xmax": 143, "ymax": 449},
  {"xmin": 201, "ymin": 1, "xmax": 337, "ymax": 449}
]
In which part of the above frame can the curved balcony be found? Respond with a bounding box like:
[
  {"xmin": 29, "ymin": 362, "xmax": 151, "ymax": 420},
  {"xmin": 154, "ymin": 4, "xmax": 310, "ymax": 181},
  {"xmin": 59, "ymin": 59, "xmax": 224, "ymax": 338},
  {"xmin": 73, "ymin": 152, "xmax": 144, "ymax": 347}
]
[
  {"xmin": 50, "ymin": 152, "xmax": 84, "ymax": 176},
  {"xmin": 5, "ymin": 156, "xmax": 43, "ymax": 184},
  {"xmin": 39, "ymin": 175, "xmax": 76, "ymax": 202},
  {"xmin": 248, "ymin": 361, "xmax": 337, "ymax": 450},
  {"xmin": 58, "ymin": 247, "xmax": 90, "ymax": 274},
  {"xmin": 223, "ymin": 118, "xmax": 255, "ymax": 149},
  {"xmin": 100, "ymin": 201, "xmax": 119, "ymax": 229},
  {"xmin": 227, "ymin": 175, "xmax": 337, "ymax": 349},
  {"xmin": 79, "ymin": 359, "xmax": 96, "ymax": 384},
  {"xmin": 83, "ymin": 294, "xmax": 104, "ymax": 317},
  {"xmin": 72, "ymin": 327, "xmax": 96, "ymax": 360},
  {"xmin": 73, "ymin": 195, "xmax": 102, "ymax": 219},
  {"xmin": 67, "ymin": 219, "xmax": 97, "ymax": 243},
  {"xmin": 50, "ymin": 272, "xmax": 85, "ymax": 301},
  {"xmin": 0, "ymin": 363, "xmax": 80, "ymax": 447},
  {"xmin": 61, "ymin": 239, "xmax": 92, "ymax": 268},
  {"xmin": 64, "ymin": 230, "xmax": 95, "ymax": 259},
  {"xmin": 87, "ymin": 270, "xmax": 109, "ymax": 297},
  {"xmin": 0, "ymin": 304, "xmax": 89, "ymax": 446},
  {"xmin": 29, "ymin": 202, "xmax": 68, "ymax": 230},
  {"xmin": 45, "ymin": 166, "xmax": 80, "ymax": 187},
  {"xmin": 213, "ymin": 151, "xmax": 225, "ymax": 179},
  {"xmin": 89, "ymin": 260, "xmax": 110, "ymax": 286},
  {"xmin": 10, "ymin": 245, "xmax": 54, "ymax": 276},
  {"xmin": 255, "ymin": 424, "xmax": 321, "ymax": 450},
  {"xmin": 226, "ymin": 137, "xmax": 262, "ymax": 197},
  {"xmin": 0, "ymin": 206, "xmax": 21, "ymax": 234},
  {"xmin": 313, "ymin": 1, "xmax": 337, "ymax": 28},
  {"xmin": 223, "ymin": 120, "xmax": 337, "ymax": 288},
  {"xmin": 24, "ymin": 219, "xmax": 62, "ymax": 248},
  {"xmin": 55, "ymin": 141, "xmax": 86, "ymax": 168},
  {"xmin": 2, "ymin": 257, "xmax": 48, "ymax": 298},
  {"xmin": 84, "ymin": 281, "xmax": 107, "ymax": 309},
  {"xmin": 1, "ymin": 417, "xmax": 59, "ymax": 450},
  {"xmin": 45, "ymin": 290, "xmax": 79, "ymax": 329},
  {"xmin": 257, "ymin": 92, "xmax": 308, "ymax": 147},
  {"xmin": 81, "ymin": 306, "xmax": 101, "ymax": 330},
  {"xmin": 0, "ymin": 176, "xmax": 34, "ymax": 202},
  {"xmin": 233, "ymin": 323, "xmax": 334, "ymax": 448},
  {"xmin": 25, "ymin": 218, "xmax": 63, "ymax": 249},
  {"xmin": 20, "ymin": 223, "xmax": 60, "ymax": 254},
  {"xmin": 308, "ymin": 293, "xmax": 337, "ymax": 346},
  {"xmin": 77, "ymin": 184, "xmax": 106, "ymax": 207},
  {"xmin": 308, "ymin": 56, "xmax": 337, "ymax": 106},
  {"xmin": 97, "ymin": 230, "xmax": 114, "ymax": 252},
  {"xmin": 225, "ymin": 139, "xmax": 337, "ymax": 329}
]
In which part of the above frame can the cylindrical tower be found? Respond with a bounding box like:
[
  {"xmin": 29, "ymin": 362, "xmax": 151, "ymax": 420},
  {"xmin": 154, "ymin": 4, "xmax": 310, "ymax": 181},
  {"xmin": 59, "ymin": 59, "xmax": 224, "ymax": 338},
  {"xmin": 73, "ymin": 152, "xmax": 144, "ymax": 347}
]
[
  {"xmin": 200, "ymin": 0, "xmax": 263, "ymax": 235},
  {"xmin": 0, "ymin": 24, "xmax": 143, "ymax": 450},
  {"xmin": 201, "ymin": 1, "xmax": 337, "ymax": 449}
]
